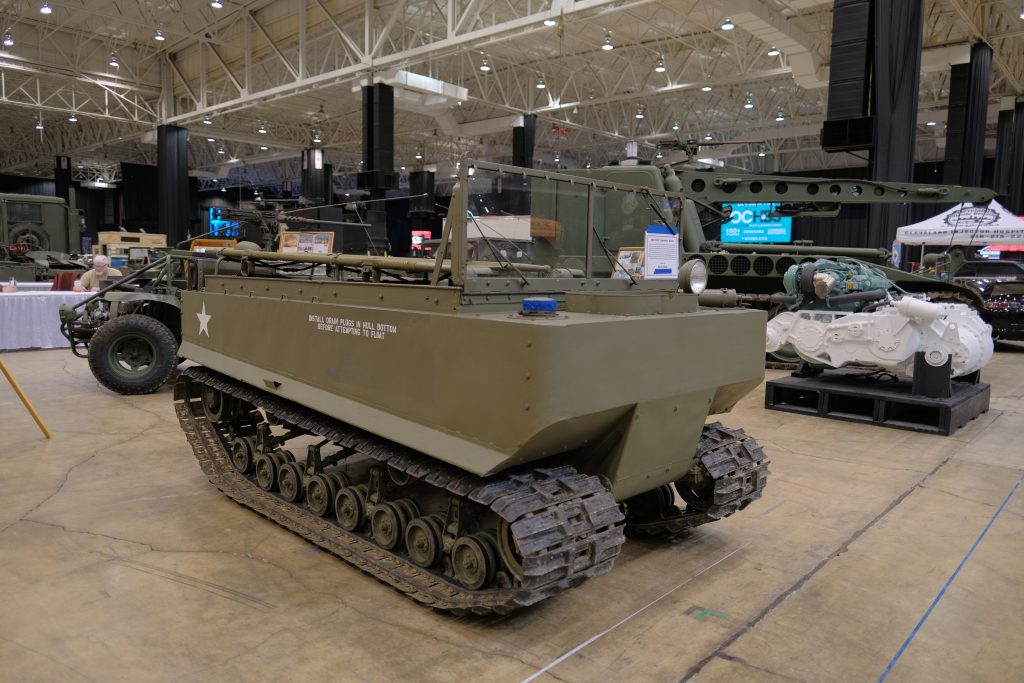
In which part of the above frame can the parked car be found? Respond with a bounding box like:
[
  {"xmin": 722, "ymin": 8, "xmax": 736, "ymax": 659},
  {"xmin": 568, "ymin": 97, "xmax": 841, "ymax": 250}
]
[
  {"xmin": 951, "ymin": 260, "xmax": 1024, "ymax": 279},
  {"xmin": 952, "ymin": 276, "xmax": 1024, "ymax": 340}
]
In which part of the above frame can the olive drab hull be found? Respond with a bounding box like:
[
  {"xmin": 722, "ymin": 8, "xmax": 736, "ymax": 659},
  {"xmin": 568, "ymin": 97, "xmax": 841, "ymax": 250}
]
[{"xmin": 179, "ymin": 277, "xmax": 766, "ymax": 501}]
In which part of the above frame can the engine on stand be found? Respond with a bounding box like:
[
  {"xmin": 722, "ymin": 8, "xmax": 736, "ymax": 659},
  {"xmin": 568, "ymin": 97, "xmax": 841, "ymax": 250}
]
[
  {"xmin": 766, "ymin": 259, "xmax": 994, "ymax": 379},
  {"xmin": 763, "ymin": 259, "xmax": 993, "ymax": 436}
]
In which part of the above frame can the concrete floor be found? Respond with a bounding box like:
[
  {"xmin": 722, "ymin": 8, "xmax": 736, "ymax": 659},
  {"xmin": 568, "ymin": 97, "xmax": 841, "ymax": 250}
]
[{"xmin": 1, "ymin": 346, "xmax": 1022, "ymax": 683}]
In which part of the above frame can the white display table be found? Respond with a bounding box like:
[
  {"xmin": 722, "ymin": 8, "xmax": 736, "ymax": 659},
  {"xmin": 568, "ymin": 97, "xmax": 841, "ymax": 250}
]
[{"xmin": 0, "ymin": 291, "xmax": 90, "ymax": 350}]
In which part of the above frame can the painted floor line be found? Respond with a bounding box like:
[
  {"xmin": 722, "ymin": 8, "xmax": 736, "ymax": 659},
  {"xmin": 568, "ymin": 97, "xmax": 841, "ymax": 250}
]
[
  {"xmin": 519, "ymin": 544, "xmax": 747, "ymax": 683},
  {"xmin": 877, "ymin": 468, "xmax": 1024, "ymax": 682}
]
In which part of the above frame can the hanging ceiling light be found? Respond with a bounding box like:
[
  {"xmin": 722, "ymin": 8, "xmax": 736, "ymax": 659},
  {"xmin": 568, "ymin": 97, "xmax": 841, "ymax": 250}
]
[
  {"xmin": 585, "ymin": 160, "xmax": 592, "ymax": 169},
  {"xmin": 704, "ymin": 134, "xmax": 713, "ymax": 141},
  {"xmin": 217, "ymin": 146, "xmax": 226, "ymax": 155},
  {"xmin": 220, "ymin": 186, "xmax": 226, "ymax": 192},
  {"xmin": 744, "ymin": 94, "xmax": 754, "ymax": 109},
  {"xmin": 543, "ymin": 17, "xmax": 557, "ymax": 27},
  {"xmin": 721, "ymin": 18, "xmax": 734, "ymax": 30},
  {"xmin": 202, "ymin": 116, "xmax": 213, "ymax": 125},
  {"xmin": 654, "ymin": 55, "xmax": 666, "ymax": 73},
  {"xmin": 35, "ymin": 118, "xmax": 44, "ymax": 131},
  {"xmin": 415, "ymin": 147, "xmax": 423, "ymax": 160},
  {"xmin": 655, "ymin": 150, "xmax": 663, "ymax": 159},
  {"xmin": 210, "ymin": 1, "xmax": 225, "ymax": 8},
  {"xmin": 109, "ymin": 53, "xmax": 120, "ymax": 68},
  {"xmin": 3, "ymin": 32, "xmax": 13, "ymax": 48},
  {"xmin": 926, "ymin": 120, "xmax": 938, "ymax": 126},
  {"xmin": 553, "ymin": 152, "xmax": 560, "ymax": 163},
  {"xmin": 701, "ymin": 85, "xmax": 712, "ymax": 92},
  {"xmin": 601, "ymin": 31, "xmax": 614, "ymax": 51},
  {"xmin": 68, "ymin": 113, "xmax": 78, "ymax": 123},
  {"xmin": 758, "ymin": 151, "xmax": 766, "ymax": 157},
  {"xmin": 479, "ymin": 57, "xmax": 491, "ymax": 72},
  {"xmin": 312, "ymin": 130, "xmax": 322, "ymax": 143},
  {"xmin": 39, "ymin": 3, "xmax": 53, "ymax": 15},
  {"xmin": 154, "ymin": 29, "xmax": 166, "ymax": 41},
  {"xmin": 257, "ymin": 123, "xmax": 267, "ymax": 134},
  {"xmin": 775, "ymin": 110, "xmax": 785, "ymax": 121},
  {"xmin": 767, "ymin": 46, "xmax": 781, "ymax": 57},
  {"xmin": 535, "ymin": 74, "xmax": 546, "ymax": 89},
  {"xmin": 671, "ymin": 121, "xmax": 680, "ymax": 131},
  {"xmin": 259, "ymin": 144, "xmax": 268, "ymax": 150},
  {"xmin": 207, "ymin": 137, "xmax": 215, "ymax": 142},
  {"xmin": 635, "ymin": 104, "xmax": 645, "ymax": 119}
]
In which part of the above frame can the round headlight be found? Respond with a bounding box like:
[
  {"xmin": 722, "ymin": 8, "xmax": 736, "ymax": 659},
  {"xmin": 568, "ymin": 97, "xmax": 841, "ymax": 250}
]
[{"xmin": 679, "ymin": 259, "xmax": 708, "ymax": 294}]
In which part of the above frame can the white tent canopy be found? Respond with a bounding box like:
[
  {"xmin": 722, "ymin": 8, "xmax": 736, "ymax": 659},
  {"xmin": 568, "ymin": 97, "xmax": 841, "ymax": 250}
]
[{"xmin": 895, "ymin": 200, "xmax": 1024, "ymax": 245}]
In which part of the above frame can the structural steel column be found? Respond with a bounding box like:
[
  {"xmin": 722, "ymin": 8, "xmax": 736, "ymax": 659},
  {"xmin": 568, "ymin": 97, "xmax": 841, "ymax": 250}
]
[
  {"xmin": 867, "ymin": 0, "xmax": 923, "ymax": 249},
  {"xmin": 943, "ymin": 42, "xmax": 992, "ymax": 186},
  {"xmin": 157, "ymin": 125, "xmax": 190, "ymax": 245},
  {"xmin": 54, "ymin": 156, "xmax": 73, "ymax": 206},
  {"xmin": 509, "ymin": 114, "xmax": 536, "ymax": 214}
]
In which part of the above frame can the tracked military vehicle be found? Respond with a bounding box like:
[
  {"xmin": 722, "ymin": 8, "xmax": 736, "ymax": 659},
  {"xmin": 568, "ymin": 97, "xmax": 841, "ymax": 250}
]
[
  {"xmin": 173, "ymin": 161, "xmax": 769, "ymax": 613},
  {"xmin": 564, "ymin": 163, "xmax": 995, "ymax": 308}
]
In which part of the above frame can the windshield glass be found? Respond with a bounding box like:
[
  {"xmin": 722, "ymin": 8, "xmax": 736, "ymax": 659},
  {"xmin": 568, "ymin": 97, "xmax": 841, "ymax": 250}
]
[{"xmin": 461, "ymin": 164, "xmax": 678, "ymax": 279}]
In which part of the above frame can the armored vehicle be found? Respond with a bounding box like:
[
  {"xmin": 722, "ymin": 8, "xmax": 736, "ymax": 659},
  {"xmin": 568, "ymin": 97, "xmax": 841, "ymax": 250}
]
[
  {"xmin": 563, "ymin": 163, "xmax": 995, "ymax": 308},
  {"xmin": 173, "ymin": 161, "xmax": 769, "ymax": 613},
  {"xmin": 0, "ymin": 193, "xmax": 86, "ymax": 281}
]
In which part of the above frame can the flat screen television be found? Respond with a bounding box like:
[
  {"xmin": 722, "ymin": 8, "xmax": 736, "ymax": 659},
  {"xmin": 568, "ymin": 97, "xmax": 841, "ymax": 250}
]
[{"xmin": 721, "ymin": 203, "xmax": 792, "ymax": 243}]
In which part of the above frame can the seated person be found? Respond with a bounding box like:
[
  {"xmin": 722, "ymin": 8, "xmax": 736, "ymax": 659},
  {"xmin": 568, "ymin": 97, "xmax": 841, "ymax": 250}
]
[{"xmin": 79, "ymin": 255, "xmax": 123, "ymax": 291}]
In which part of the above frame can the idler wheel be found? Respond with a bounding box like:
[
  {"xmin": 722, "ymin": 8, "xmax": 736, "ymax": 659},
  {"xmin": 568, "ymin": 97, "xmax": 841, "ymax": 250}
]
[
  {"xmin": 675, "ymin": 464, "xmax": 714, "ymax": 513},
  {"xmin": 335, "ymin": 486, "xmax": 367, "ymax": 532},
  {"xmin": 229, "ymin": 437, "xmax": 256, "ymax": 474},
  {"xmin": 625, "ymin": 485, "xmax": 675, "ymax": 521},
  {"xmin": 200, "ymin": 386, "xmax": 227, "ymax": 423},
  {"xmin": 371, "ymin": 499, "xmax": 419, "ymax": 551},
  {"xmin": 405, "ymin": 515, "xmax": 444, "ymax": 568},
  {"xmin": 306, "ymin": 474, "xmax": 339, "ymax": 517},
  {"xmin": 254, "ymin": 452, "xmax": 281, "ymax": 491},
  {"xmin": 496, "ymin": 519, "xmax": 524, "ymax": 580},
  {"xmin": 451, "ymin": 532, "xmax": 498, "ymax": 590},
  {"xmin": 278, "ymin": 462, "xmax": 304, "ymax": 503}
]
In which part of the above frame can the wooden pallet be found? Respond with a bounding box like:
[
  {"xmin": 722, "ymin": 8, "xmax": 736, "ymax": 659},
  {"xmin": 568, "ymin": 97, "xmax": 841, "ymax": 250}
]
[{"xmin": 765, "ymin": 370, "xmax": 990, "ymax": 436}]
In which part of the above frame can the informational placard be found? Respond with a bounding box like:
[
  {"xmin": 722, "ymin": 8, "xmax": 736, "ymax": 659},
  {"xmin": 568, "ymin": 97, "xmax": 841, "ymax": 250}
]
[
  {"xmin": 612, "ymin": 247, "xmax": 645, "ymax": 280},
  {"xmin": 279, "ymin": 231, "xmax": 334, "ymax": 254},
  {"xmin": 722, "ymin": 203, "xmax": 792, "ymax": 243},
  {"xmin": 278, "ymin": 231, "xmax": 334, "ymax": 276},
  {"xmin": 643, "ymin": 226, "xmax": 679, "ymax": 280}
]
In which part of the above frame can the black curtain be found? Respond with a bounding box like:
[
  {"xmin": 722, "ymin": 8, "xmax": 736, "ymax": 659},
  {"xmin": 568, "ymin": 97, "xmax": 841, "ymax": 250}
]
[
  {"xmin": 1009, "ymin": 102, "xmax": 1024, "ymax": 214},
  {"xmin": 866, "ymin": 0, "xmax": 923, "ymax": 249},
  {"xmin": 120, "ymin": 162, "xmax": 159, "ymax": 231},
  {"xmin": 157, "ymin": 124, "xmax": 190, "ymax": 245}
]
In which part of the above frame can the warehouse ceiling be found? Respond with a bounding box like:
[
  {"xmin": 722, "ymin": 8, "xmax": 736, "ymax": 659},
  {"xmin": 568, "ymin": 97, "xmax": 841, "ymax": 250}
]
[{"xmin": 0, "ymin": 0, "xmax": 1021, "ymax": 191}]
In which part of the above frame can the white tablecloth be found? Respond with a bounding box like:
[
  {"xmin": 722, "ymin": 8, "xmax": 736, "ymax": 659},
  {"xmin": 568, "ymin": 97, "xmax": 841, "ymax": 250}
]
[
  {"xmin": 0, "ymin": 291, "xmax": 90, "ymax": 351},
  {"xmin": 14, "ymin": 282, "xmax": 58, "ymax": 292}
]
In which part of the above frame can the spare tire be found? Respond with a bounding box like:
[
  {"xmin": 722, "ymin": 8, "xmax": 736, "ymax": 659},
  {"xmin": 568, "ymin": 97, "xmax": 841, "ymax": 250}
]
[{"xmin": 87, "ymin": 314, "xmax": 178, "ymax": 395}]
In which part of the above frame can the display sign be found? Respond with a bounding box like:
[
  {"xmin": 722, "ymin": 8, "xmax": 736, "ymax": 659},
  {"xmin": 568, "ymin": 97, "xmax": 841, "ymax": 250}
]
[
  {"xmin": 208, "ymin": 207, "xmax": 240, "ymax": 238},
  {"xmin": 721, "ymin": 203, "xmax": 792, "ymax": 243},
  {"xmin": 643, "ymin": 225, "xmax": 679, "ymax": 279}
]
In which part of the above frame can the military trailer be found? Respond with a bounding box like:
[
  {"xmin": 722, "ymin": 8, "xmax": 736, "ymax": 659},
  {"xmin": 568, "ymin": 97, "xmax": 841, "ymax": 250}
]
[{"xmin": 173, "ymin": 161, "xmax": 769, "ymax": 613}]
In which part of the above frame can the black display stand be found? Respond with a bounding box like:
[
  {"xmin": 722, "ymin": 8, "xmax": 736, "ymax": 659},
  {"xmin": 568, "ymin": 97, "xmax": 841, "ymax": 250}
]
[{"xmin": 765, "ymin": 353, "xmax": 990, "ymax": 436}]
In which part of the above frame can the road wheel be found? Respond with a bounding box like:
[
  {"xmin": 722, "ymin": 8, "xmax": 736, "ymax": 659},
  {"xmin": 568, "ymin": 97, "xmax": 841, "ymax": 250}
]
[{"xmin": 87, "ymin": 314, "xmax": 178, "ymax": 395}]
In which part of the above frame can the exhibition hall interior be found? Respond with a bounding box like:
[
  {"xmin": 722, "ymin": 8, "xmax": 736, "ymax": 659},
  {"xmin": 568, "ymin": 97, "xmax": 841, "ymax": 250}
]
[{"xmin": 1, "ymin": 0, "xmax": 1023, "ymax": 681}]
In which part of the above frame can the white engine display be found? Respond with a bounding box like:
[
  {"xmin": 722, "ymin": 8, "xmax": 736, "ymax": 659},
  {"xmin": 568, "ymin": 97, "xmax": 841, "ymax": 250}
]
[{"xmin": 765, "ymin": 298, "xmax": 993, "ymax": 380}]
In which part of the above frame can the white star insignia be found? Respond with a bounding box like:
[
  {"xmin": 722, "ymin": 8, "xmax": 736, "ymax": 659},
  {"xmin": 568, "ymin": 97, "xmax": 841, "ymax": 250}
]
[{"xmin": 197, "ymin": 302, "xmax": 212, "ymax": 337}]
